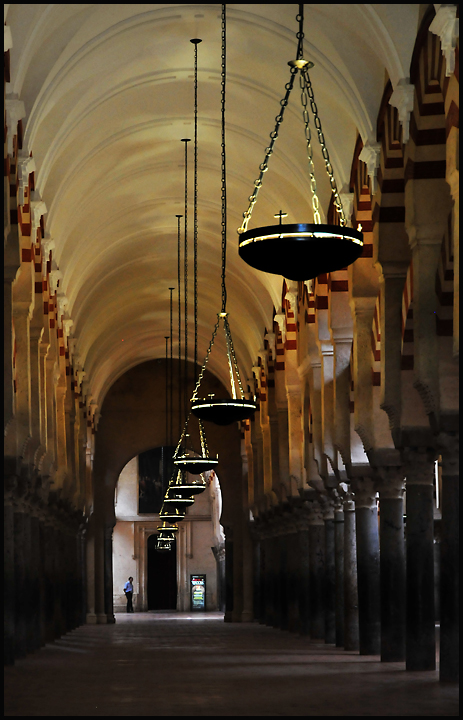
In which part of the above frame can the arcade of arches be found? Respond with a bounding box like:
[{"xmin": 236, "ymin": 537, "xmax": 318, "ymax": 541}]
[{"xmin": 4, "ymin": 2, "xmax": 459, "ymax": 709}]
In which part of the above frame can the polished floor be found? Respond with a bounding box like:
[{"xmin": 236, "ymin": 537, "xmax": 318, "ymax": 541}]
[{"xmin": 4, "ymin": 612, "xmax": 459, "ymax": 716}]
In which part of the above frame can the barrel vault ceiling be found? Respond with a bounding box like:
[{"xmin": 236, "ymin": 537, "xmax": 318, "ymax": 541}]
[{"xmin": 5, "ymin": 3, "xmax": 421, "ymax": 409}]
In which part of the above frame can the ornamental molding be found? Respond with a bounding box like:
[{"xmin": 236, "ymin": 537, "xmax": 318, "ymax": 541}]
[
  {"xmin": 17, "ymin": 155, "xmax": 36, "ymax": 206},
  {"xmin": 358, "ymin": 142, "xmax": 381, "ymax": 193},
  {"xmin": 30, "ymin": 195, "xmax": 47, "ymax": 241},
  {"xmin": 5, "ymin": 97, "xmax": 26, "ymax": 156},
  {"xmin": 49, "ymin": 269, "xmax": 63, "ymax": 295},
  {"xmin": 339, "ymin": 191, "xmax": 354, "ymax": 227},
  {"xmin": 274, "ymin": 312, "xmax": 286, "ymax": 344},
  {"xmin": 430, "ymin": 5, "xmax": 459, "ymax": 76},
  {"xmin": 4, "ymin": 24, "xmax": 13, "ymax": 52},
  {"xmin": 389, "ymin": 79, "xmax": 415, "ymax": 144}
]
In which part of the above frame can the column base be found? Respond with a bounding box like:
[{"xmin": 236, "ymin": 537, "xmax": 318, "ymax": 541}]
[
  {"xmin": 240, "ymin": 611, "xmax": 253, "ymax": 622},
  {"xmin": 86, "ymin": 613, "xmax": 98, "ymax": 624},
  {"xmin": 96, "ymin": 613, "xmax": 108, "ymax": 624}
]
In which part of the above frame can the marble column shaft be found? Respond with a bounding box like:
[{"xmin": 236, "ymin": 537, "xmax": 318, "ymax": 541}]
[
  {"xmin": 376, "ymin": 467, "xmax": 406, "ymax": 662},
  {"xmin": 438, "ymin": 434, "xmax": 459, "ymax": 683},
  {"xmin": 324, "ymin": 515, "xmax": 336, "ymax": 644},
  {"xmin": 286, "ymin": 529, "xmax": 300, "ymax": 633},
  {"xmin": 343, "ymin": 491, "xmax": 359, "ymax": 651},
  {"xmin": 334, "ymin": 506, "xmax": 345, "ymax": 647},
  {"xmin": 104, "ymin": 526, "xmax": 116, "ymax": 623},
  {"xmin": 297, "ymin": 523, "xmax": 310, "ymax": 636},
  {"xmin": 13, "ymin": 510, "xmax": 28, "ymax": 659},
  {"xmin": 404, "ymin": 448, "xmax": 436, "ymax": 671},
  {"xmin": 4, "ymin": 501, "xmax": 16, "ymax": 665},
  {"xmin": 308, "ymin": 510, "xmax": 325, "ymax": 640},
  {"xmin": 352, "ymin": 477, "xmax": 380, "ymax": 655}
]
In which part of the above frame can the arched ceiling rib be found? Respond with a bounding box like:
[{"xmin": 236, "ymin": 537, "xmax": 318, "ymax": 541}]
[{"xmin": 6, "ymin": 3, "xmax": 420, "ymax": 409}]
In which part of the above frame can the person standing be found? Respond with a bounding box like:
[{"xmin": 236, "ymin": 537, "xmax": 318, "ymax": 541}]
[{"xmin": 124, "ymin": 576, "xmax": 134, "ymax": 613}]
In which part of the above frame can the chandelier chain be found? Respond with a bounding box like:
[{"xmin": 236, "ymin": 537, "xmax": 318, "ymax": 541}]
[
  {"xmin": 191, "ymin": 315, "xmax": 221, "ymax": 401},
  {"xmin": 183, "ymin": 140, "xmax": 189, "ymax": 422},
  {"xmin": 193, "ymin": 42, "xmax": 199, "ymax": 378},
  {"xmin": 301, "ymin": 66, "xmax": 346, "ymax": 225},
  {"xmin": 299, "ymin": 72, "xmax": 321, "ymax": 224},
  {"xmin": 237, "ymin": 66, "xmax": 298, "ymax": 235},
  {"xmin": 224, "ymin": 317, "xmax": 245, "ymax": 397},
  {"xmin": 238, "ymin": 3, "xmax": 346, "ymax": 232},
  {"xmin": 176, "ymin": 214, "xmax": 183, "ymax": 439},
  {"xmin": 220, "ymin": 4, "xmax": 227, "ymax": 313}
]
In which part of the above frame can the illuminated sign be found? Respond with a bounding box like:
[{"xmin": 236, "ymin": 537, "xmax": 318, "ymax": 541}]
[{"xmin": 190, "ymin": 574, "xmax": 206, "ymax": 611}]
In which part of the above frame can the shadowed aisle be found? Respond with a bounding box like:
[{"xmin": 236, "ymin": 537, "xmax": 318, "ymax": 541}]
[{"xmin": 4, "ymin": 613, "xmax": 458, "ymax": 716}]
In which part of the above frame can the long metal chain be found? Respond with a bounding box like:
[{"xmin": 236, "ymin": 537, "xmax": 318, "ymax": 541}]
[
  {"xmin": 176, "ymin": 214, "xmax": 183, "ymax": 439},
  {"xmin": 301, "ymin": 65, "xmax": 346, "ymax": 225},
  {"xmin": 238, "ymin": 3, "xmax": 346, "ymax": 232},
  {"xmin": 192, "ymin": 40, "xmax": 200, "ymax": 380},
  {"xmin": 220, "ymin": 4, "xmax": 227, "ymax": 313},
  {"xmin": 237, "ymin": 65, "xmax": 298, "ymax": 235},
  {"xmin": 190, "ymin": 315, "xmax": 221, "ymax": 401},
  {"xmin": 183, "ymin": 139, "xmax": 190, "ymax": 421},
  {"xmin": 299, "ymin": 70, "xmax": 321, "ymax": 224},
  {"xmin": 224, "ymin": 317, "xmax": 245, "ymax": 397}
]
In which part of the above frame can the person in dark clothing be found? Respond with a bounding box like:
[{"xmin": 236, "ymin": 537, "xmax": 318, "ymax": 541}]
[{"xmin": 124, "ymin": 576, "xmax": 134, "ymax": 613}]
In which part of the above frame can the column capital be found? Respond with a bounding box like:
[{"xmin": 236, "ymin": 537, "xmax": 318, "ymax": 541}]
[
  {"xmin": 402, "ymin": 446, "xmax": 437, "ymax": 486},
  {"xmin": 374, "ymin": 464, "xmax": 405, "ymax": 499},
  {"xmin": 437, "ymin": 430, "xmax": 459, "ymax": 476},
  {"xmin": 350, "ymin": 476, "xmax": 378, "ymax": 509}
]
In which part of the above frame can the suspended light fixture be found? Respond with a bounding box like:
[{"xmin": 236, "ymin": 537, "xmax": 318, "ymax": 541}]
[
  {"xmin": 190, "ymin": 5, "xmax": 256, "ymax": 426},
  {"xmin": 159, "ymin": 504, "xmax": 186, "ymax": 524},
  {"xmin": 157, "ymin": 522, "xmax": 179, "ymax": 541},
  {"xmin": 172, "ymin": 40, "xmax": 219, "ymax": 470},
  {"xmin": 155, "ymin": 537, "xmax": 173, "ymax": 552},
  {"xmin": 237, "ymin": 4, "xmax": 364, "ymax": 281}
]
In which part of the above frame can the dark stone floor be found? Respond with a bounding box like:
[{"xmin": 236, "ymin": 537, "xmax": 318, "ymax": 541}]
[{"xmin": 4, "ymin": 612, "xmax": 459, "ymax": 716}]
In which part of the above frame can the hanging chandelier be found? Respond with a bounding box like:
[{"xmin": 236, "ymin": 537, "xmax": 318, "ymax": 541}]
[
  {"xmin": 237, "ymin": 4, "xmax": 364, "ymax": 281},
  {"xmin": 190, "ymin": 5, "xmax": 256, "ymax": 427}
]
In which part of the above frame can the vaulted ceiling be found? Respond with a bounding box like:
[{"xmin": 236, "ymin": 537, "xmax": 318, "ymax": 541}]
[{"xmin": 5, "ymin": 4, "xmax": 420, "ymax": 409}]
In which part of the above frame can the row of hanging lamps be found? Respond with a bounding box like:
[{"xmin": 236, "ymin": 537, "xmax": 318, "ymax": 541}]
[
  {"xmin": 236, "ymin": 3, "xmax": 364, "ymax": 281},
  {"xmin": 190, "ymin": 5, "xmax": 256, "ymax": 427},
  {"xmin": 158, "ymin": 36, "xmax": 219, "ymax": 545},
  {"xmin": 173, "ymin": 38, "xmax": 219, "ymax": 467}
]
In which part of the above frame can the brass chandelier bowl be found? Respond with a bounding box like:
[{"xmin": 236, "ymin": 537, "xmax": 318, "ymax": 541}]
[
  {"xmin": 191, "ymin": 396, "xmax": 256, "ymax": 426},
  {"xmin": 238, "ymin": 222, "xmax": 364, "ymax": 281}
]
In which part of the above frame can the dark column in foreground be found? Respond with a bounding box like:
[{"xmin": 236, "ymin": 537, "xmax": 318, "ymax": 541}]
[
  {"xmin": 376, "ymin": 463, "xmax": 406, "ymax": 662},
  {"xmin": 403, "ymin": 447, "xmax": 436, "ymax": 671},
  {"xmin": 352, "ymin": 476, "xmax": 380, "ymax": 655},
  {"xmin": 333, "ymin": 494, "xmax": 344, "ymax": 647},
  {"xmin": 343, "ymin": 488, "xmax": 359, "ymax": 651},
  {"xmin": 438, "ymin": 432, "xmax": 459, "ymax": 683}
]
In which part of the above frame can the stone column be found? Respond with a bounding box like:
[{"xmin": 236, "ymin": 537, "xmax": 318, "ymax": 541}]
[
  {"xmin": 104, "ymin": 525, "xmax": 116, "ymax": 623},
  {"xmin": 251, "ymin": 530, "xmax": 260, "ymax": 621},
  {"xmin": 308, "ymin": 501, "xmax": 325, "ymax": 640},
  {"xmin": 14, "ymin": 506, "xmax": 28, "ymax": 658},
  {"xmin": 29, "ymin": 512, "xmax": 42, "ymax": 652},
  {"xmin": 333, "ymin": 490, "xmax": 345, "ymax": 647},
  {"xmin": 351, "ymin": 475, "xmax": 380, "ymax": 655},
  {"xmin": 343, "ymin": 487, "xmax": 359, "ymax": 651},
  {"xmin": 321, "ymin": 496, "xmax": 336, "ymax": 644},
  {"xmin": 224, "ymin": 525, "xmax": 234, "ymax": 622},
  {"xmin": 403, "ymin": 446, "xmax": 436, "ymax": 671},
  {"xmin": 437, "ymin": 432, "xmax": 459, "ymax": 683},
  {"xmin": 276, "ymin": 524, "xmax": 288, "ymax": 630},
  {"xmin": 286, "ymin": 516, "xmax": 300, "ymax": 633},
  {"xmin": 295, "ymin": 512, "xmax": 310, "ymax": 636},
  {"xmin": 4, "ymin": 480, "xmax": 16, "ymax": 665},
  {"xmin": 376, "ymin": 464, "xmax": 406, "ymax": 662},
  {"xmin": 85, "ymin": 517, "xmax": 97, "ymax": 624},
  {"xmin": 42, "ymin": 520, "xmax": 56, "ymax": 641}
]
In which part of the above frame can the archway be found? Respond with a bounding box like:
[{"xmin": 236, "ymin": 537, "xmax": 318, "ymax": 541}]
[{"xmin": 147, "ymin": 535, "xmax": 177, "ymax": 610}]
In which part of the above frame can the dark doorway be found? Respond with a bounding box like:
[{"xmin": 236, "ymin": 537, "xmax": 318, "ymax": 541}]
[{"xmin": 147, "ymin": 534, "xmax": 177, "ymax": 610}]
